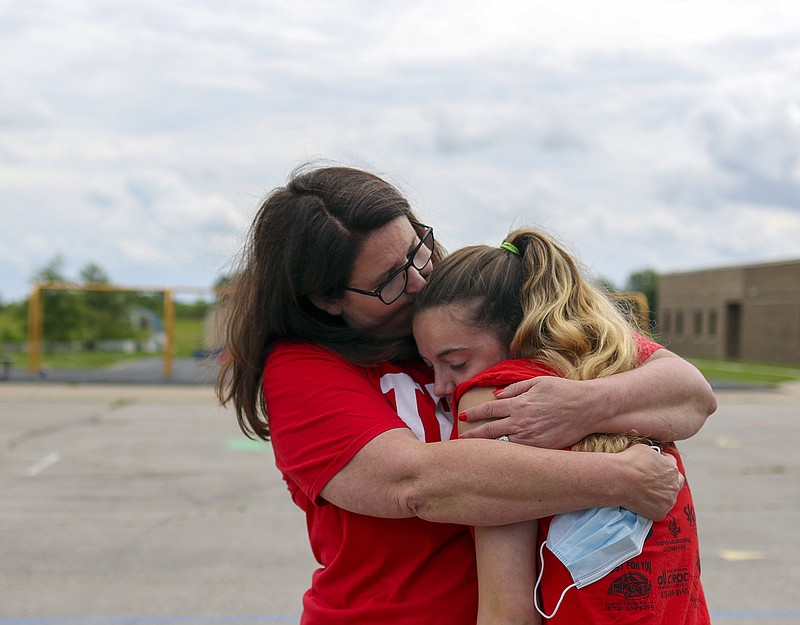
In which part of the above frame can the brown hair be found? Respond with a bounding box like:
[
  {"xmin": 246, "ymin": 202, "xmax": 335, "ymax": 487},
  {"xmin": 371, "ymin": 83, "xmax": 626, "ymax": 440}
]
[{"xmin": 216, "ymin": 165, "xmax": 443, "ymax": 440}]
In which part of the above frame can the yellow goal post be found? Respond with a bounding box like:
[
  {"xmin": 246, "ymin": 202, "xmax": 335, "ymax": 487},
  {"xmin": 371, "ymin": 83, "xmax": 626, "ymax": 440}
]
[{"xmin": 26, "ymin": 282, "xmax": 215, "ymax": 378}]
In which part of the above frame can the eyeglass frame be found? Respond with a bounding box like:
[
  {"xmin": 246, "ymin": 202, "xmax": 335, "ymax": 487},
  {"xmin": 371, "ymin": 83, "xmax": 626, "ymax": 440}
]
[{"xmin": 343, "ymin": 224, "xmax": 434, "ymax": 305}]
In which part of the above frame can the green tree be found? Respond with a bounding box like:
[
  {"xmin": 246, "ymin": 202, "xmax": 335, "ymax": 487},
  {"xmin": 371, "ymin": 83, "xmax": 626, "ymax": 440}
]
[
  {"xmin": 625, "ymin": 268, "xmax": 658, "ymax": 329},
  {"xmin": 0, "ymin": 300, "xmax": 27, "ymax": 342},
  {"xmin": 36, "ymin": 254, "xmax": 68, "ymax": 284},
  {"xmin": 80, "ymin": 262, "xmax": 137, "ymax": 345},
  {"xmin": 33, "ymin": 256, "xmax": 86, "ymax": 345},
  {"xmin": 80, "ymin": 262, "xmax": 110, "ymax": 285},
  {"xmin": 175, "ymin": 299, "xmax": 211, "ymax": 320},
  {"xmin": 30, "ymin": 257, "xmax": 143, "ymax": 348}
]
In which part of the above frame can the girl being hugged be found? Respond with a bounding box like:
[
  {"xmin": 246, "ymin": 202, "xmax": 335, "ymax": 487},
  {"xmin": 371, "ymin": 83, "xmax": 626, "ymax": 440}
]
[{"xmin": 413, "ymin": 229, "xmax": 711, "ymax": 625}]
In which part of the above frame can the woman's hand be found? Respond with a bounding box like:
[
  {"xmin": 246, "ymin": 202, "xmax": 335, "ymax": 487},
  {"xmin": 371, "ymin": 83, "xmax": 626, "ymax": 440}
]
[
  {"xmin": 459, "ymin": 376, "xmax": 592, "ymax": 449},
  {"xmin": 458, "ymin": 349, "xmax": 717, "ymax": 448},
  {"xmin": 616, "ymin": 444, "xmax": 684, "ymax": 521}
]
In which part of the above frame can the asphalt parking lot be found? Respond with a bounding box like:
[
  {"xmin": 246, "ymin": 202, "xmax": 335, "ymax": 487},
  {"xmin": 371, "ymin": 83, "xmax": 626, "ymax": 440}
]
[{"xmin": 1, "ymin": 381, "xmax": 798, "ymax": 625}]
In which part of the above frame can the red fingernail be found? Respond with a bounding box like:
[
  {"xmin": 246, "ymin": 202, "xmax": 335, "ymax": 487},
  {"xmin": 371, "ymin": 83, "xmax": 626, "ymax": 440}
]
[
  {"xmin": 458, "ymin": 413, "xmax": 467, "ymax": 421},
  {"xmin": 492, "ymin": 389, "xmax": 502, "ymax": 396}
]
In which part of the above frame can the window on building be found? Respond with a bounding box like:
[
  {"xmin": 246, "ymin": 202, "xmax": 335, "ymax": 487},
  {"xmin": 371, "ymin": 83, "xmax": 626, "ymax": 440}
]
[
  {"xmin": 675, "ymin": 310, "xmax": 684, "ymax": 336},
  {"xmin": 662, "ymin": 309, "xmax": 671, "ymax": 333},
  {"xmin": 694, "ymin": 310, "xmax": 703, "ymax": 337},
  {"xmin": 708, "ymin": 309, "xmax": 717, "ymax": 339}
]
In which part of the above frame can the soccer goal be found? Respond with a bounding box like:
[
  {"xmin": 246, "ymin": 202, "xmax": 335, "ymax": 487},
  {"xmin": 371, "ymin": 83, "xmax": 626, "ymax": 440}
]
[{"xmin": 26, "ymin": 282, "xmax": 215, "ymax": 378}]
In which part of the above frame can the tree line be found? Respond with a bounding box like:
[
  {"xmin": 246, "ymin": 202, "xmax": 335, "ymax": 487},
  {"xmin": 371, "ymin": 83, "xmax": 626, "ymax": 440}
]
[
  {"xmin": 0, "ymin": 256, "xmax": 215, "ymax": 346},
  {"xmin": 0, "ymin": 256, "xmax": 658, "ymax": 345}
]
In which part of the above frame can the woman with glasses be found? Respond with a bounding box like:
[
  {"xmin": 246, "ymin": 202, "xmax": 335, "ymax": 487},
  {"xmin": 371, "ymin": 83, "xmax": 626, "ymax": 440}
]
[{"xmin": 216, "ymin": 165, "xmax": 715, "ymax": 625}]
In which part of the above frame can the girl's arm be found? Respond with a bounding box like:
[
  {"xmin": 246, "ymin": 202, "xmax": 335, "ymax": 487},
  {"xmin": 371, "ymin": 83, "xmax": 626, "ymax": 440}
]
[
  {"xmin": 474, "ymin": 523, "xmax": 541, "ymax": 625},
  {"xmin": 459, "ymin": 389, "xmax": 541, "ymax": 625},
  {"xmin": 459, "ymin": 349, "xmax": 716, "ymax": 449}
]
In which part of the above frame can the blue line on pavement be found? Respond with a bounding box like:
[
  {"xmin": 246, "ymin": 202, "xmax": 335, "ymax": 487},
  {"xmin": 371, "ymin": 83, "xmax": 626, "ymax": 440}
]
[
  {"xmin": 5, "ymin": 611, "xmax": 800, "ymax": 625},
  {"xmin": 710, "ymin": 610, "xmax": 800, "ymax": 619},
  {"xmin": 0, "ymin": 617, "xmax": 298, "ymax": 625}
]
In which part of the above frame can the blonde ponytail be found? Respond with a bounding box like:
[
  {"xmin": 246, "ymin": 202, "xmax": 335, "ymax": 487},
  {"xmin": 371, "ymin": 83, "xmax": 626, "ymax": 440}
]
[{"xmin": 506, "ymin": 229, "xmax": 639, "ymax": 381}]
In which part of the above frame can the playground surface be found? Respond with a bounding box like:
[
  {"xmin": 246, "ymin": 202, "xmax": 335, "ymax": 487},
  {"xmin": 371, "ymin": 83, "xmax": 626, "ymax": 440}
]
[{"xmin": 1, "ymin": 380, "xmax": 799, "ymax": 625}]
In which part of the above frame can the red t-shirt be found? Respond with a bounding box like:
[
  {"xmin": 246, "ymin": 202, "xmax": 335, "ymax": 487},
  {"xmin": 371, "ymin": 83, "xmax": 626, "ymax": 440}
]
[
  {"xmin": 452, "ymin": 339, "xmax": 711, "ymax": 625},
  {"xmin": 537, "ymin": 449, "xmax": 709, "ymax": 624},
  {"xmin": 264, "ymin": 340, "xmax": 477, "ymax": 625}
]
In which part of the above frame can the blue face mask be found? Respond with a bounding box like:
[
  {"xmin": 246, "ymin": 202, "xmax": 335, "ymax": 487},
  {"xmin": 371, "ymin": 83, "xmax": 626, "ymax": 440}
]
[{"xmin": 534, "ymin": 506, "xmax": 653, "ymax": 618}]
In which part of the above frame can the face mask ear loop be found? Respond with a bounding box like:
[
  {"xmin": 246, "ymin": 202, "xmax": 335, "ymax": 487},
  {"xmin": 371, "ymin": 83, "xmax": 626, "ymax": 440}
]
[{"xmin": 534, "ymin": 540, "xmax": 577, "ymax": 619}]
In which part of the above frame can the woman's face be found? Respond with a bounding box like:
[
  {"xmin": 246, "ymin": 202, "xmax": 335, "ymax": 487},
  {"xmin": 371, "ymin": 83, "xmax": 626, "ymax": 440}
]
[
  {"xmin": 413, "ymin": 304, "xmax": 508, "ymax": 401},
  {"xmin": 313, "ymin": 217, "xmax": 432, "ymax": 338}
]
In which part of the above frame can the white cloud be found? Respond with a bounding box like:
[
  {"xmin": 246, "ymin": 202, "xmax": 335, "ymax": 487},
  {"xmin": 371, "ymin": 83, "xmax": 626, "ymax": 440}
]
[{"xmin": 2, "ymin": 0, "xmax": 800, "ymax": 301}]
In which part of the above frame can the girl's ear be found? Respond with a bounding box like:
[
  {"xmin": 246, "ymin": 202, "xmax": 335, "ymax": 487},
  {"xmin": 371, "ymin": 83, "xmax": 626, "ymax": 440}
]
[{"xmin": 308, "ymin": 294, "xmax": 344, "ymax": 316}]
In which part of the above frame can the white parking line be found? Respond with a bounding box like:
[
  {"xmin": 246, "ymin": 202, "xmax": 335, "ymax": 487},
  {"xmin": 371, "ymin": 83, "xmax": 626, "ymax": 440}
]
[
  {"xmin": 718, "ymin": 549, "xmax": 767, "ymax": 562},
  {"xmin": 25, "ymin": 452, "xmax": 61, "ymax": 477}
]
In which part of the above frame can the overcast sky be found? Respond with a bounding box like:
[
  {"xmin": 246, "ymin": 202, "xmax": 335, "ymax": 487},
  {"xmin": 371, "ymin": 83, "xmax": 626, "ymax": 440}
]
[{"xmin": 2, "ymin": 0, "xmax": 799, "ymax": 302}]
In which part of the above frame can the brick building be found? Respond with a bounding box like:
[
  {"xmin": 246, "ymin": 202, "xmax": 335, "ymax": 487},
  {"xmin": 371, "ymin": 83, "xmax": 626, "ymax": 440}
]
[{"xmin": 657, "ymin": 259, "xmax": 800, "ymax": 364}]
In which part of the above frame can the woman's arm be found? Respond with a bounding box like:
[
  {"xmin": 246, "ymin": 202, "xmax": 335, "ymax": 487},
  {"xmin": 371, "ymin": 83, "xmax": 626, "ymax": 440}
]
[
  {"xmin": 458, "ymin": 349, "xmax": 717, "ymax": 449},
  {"xmin": 319, "ymin": 428, "xmax": 683, "ymax": 526}
]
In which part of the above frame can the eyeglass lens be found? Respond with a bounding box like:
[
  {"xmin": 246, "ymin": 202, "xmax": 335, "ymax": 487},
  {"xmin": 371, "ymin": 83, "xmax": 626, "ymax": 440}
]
[{"xmin": 379, "ymin": 230, "xmax": 434, "ymax": 304}]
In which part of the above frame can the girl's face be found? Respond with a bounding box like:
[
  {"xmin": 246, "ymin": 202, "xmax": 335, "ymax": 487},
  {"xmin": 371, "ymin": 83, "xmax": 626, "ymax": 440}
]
[
  {"xmin": 413, "ymin": 304, "xmax": 508, "ymax": 401},
  {"xmin": 312, "ymin": 217, "xmax": 432, "ymax": 338}
]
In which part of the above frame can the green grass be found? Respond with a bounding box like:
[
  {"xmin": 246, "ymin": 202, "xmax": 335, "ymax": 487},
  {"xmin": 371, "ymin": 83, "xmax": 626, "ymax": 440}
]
[
  {"xmin": 2, "ymin": 317, "xmax": 207, "ymax": 369},
  {"xmin": 173, "ymin": 318, "xmax": 206, "ymax": 357},
  {"xmin": 688, "ymin": 358, "xmax": 800, "ymax": 387},
  {"xmin": 0, "ymin": 308, "xmax": 26, "ymax": 342},
  {"xmin": 33, "ymin": 352, "xmax": 144, "ymax": 370}
]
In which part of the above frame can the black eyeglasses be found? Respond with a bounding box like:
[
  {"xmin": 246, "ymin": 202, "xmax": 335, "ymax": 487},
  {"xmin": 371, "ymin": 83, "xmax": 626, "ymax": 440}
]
[{"xmin": 344, "ymin": 225, "xmax": 434, "ymax": 305}]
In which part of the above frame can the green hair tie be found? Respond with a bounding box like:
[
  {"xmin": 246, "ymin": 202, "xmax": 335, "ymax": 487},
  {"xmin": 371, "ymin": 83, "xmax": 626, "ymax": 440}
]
[{"xmin": 500, "ymin": 241, "xmax": 520, "ymax": 256}]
